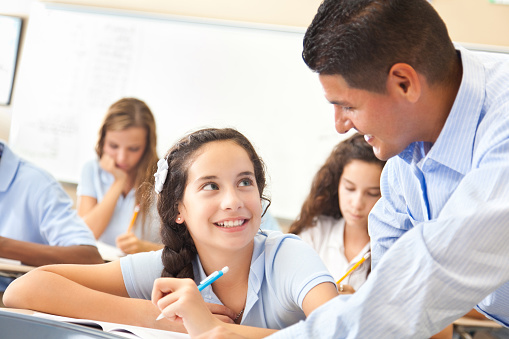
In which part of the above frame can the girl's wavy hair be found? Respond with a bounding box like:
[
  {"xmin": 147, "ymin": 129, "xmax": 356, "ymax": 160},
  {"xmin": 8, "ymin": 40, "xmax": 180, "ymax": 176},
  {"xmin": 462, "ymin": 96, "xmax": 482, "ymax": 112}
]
[
  {"xmin": 289, "ymin": 133, "xmax": 385, "ymax": 235},
  {"xmin": 155, "ymin": 128, "xmax": 268, "ymax": 279}
]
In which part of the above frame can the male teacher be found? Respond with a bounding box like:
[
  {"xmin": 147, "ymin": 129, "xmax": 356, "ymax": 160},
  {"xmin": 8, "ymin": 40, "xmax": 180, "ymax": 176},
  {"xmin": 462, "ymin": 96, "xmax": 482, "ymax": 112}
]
[{"xmin": 196, "ymin": 0, "xmax": 509, "ymax": 337}]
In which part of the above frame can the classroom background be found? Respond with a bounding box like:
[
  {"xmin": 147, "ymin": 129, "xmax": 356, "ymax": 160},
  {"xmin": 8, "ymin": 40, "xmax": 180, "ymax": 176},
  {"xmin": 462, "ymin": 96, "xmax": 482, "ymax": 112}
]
[{"xmin": 1, "ymin": 0, "xmax": 509, "ymax": 231}]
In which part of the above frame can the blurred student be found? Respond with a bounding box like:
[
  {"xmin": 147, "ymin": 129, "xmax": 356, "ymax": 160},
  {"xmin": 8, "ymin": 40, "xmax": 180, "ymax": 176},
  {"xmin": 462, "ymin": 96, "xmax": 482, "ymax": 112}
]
[
  {"xmin": 290, "ymin": 133, "xmax": 385, "ymax": 294},
  {"xmin": 77, "ymin": 98, "xmax": 162, "ymax": 254},
  {"xmin": 4, "ymin": 128, "xmax": 338, "ymax": 337},
  {"xmin": 0, "ymin": 140, "xmax": 102, "ymax": 292}
]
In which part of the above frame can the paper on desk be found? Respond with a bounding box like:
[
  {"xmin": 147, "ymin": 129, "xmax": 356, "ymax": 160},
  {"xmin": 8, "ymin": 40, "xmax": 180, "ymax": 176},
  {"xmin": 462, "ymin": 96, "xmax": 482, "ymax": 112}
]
[
  {"xmin": 0, "ymin": 258, "xmax": 22, "ymax": 266},
  {"xmin": 96, "ymin": 241, "xmax": 126, "ymax": 262},
  {"xmin": 33, "ymin": 313, "xmax": 190, "ymax": 338}
]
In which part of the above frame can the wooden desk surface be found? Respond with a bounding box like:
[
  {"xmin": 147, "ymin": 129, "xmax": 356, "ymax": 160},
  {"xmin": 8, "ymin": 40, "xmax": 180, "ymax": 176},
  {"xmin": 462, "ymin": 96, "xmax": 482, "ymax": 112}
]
[
  {"xmin": 0, "ymin": 263, "xmax": 36, "ymax": 278},
  {"xmin": 453, "ymin": 316, "xmax": 503, "ymax": 329}
]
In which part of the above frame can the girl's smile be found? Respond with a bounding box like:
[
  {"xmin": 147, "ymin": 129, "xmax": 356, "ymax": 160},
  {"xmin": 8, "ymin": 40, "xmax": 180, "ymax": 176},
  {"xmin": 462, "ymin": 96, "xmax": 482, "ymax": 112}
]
[{"xmin": 177, "ymin": 140, "xmax": 262, "ymax": 253}]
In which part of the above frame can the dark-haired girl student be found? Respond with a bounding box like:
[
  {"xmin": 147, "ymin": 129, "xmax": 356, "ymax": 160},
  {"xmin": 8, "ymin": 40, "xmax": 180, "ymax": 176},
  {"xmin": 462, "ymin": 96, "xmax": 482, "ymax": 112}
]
[
  {"xmin": 290, "ymin": 133, "xmax": 385, "ymax": 294},
  {"xmin": 4, "ymin": 128, "xmax": 339, "ymax": 338}
]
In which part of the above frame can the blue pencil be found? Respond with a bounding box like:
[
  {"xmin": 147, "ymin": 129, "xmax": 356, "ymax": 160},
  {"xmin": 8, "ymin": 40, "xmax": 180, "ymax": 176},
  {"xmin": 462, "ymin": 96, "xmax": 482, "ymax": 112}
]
[{"xmin": 198, "ymin": 266, "xmax": 229, "ymax": 291}]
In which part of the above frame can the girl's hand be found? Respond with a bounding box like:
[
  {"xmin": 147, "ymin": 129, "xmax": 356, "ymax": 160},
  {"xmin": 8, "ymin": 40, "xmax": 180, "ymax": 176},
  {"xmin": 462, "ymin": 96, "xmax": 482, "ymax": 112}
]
[
  {"xmin": 116, "ymin": 233, "xmax": 142, "ymax": 254},
  {"xmin": 337, "ymin": 283, "xmax": 356, "ymax": 294},
  {"xmin": 206, "ymin": 303, "xmax": 236, "ymax": 324},
  {"xmin": 152, "ymin": 278, "xmax": 221, "ymax": 336},
  {"xmin": 99, "ymin": 153, "xmax": 127, "ymax": 181}
]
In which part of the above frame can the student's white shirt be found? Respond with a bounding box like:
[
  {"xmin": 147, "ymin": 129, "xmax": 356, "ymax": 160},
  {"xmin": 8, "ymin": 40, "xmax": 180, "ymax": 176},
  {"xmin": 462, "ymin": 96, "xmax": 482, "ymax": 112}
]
[{"xmin": 298, "ymin": 215, "xmax": 370, "ymax": 291}]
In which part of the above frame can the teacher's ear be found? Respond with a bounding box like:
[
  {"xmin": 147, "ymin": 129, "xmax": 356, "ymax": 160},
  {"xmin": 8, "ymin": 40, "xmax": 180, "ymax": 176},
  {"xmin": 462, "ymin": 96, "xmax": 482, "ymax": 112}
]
[{"xmin": 386, "ymin": 63, "xmax": 422, "ymax": 104}]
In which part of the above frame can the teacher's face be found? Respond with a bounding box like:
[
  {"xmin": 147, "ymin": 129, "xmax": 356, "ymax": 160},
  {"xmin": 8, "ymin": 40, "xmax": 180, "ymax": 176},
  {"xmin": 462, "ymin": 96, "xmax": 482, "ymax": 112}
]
[{"xmin": 319, "ymin": 74, "xmax": 415, "ymax": 161}]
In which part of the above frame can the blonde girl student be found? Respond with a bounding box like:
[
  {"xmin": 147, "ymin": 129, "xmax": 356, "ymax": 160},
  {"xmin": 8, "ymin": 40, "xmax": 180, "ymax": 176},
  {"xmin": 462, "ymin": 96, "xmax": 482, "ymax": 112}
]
[
  {"xmin": 77, "ymin": 98, "xmax": 162, "ymax": 254},
  {"xmin": 290, "ymin": 133, "xmax": 385, "ymax": 294},
  {"xmin": 4, "ymin": 128, "xmax": 339, "ymax": 337}
]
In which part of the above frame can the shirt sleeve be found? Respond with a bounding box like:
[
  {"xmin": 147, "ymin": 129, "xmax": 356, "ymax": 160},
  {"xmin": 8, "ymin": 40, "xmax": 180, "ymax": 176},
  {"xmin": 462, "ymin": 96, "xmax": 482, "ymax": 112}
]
[
  {"xmin": 120, "ymin": 250, "xmax": 164, "ymax": 300},
  {"xmin": 296, "ymin": 227, "xmax": 318, "ymax": 252},
  {"xmin": 77, "ymin": 160, "xmax": 98, "ymax": 198},
  {"xmin": 268, "ymin": 234, "xmax": 335, "ymax": 310},
  {"xmin": 369, "ymin": 161, "xmax": 416, "ymax": 269},
  {"xmin": 33, "ymin": 170, "xmax": 97, "ymax": 247},
  {"xmin": 268, "ymin": 140, "xmax": 509, "ymax": 338}
]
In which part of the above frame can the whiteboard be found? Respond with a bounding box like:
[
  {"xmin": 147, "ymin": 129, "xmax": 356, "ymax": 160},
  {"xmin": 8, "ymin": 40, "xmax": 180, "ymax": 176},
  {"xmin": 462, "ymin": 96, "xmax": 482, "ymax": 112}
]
[
  {"xmin": 9, "ymin": 3, "xmax": 344, "ymax": 220},
  {"xmin": 0, "ymin": 15, "xmax": 22, "ymax": 105}
]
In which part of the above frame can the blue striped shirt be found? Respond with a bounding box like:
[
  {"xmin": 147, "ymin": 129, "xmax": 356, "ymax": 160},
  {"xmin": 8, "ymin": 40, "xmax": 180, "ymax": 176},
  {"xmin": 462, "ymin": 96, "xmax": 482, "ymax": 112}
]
[{"xmin": 268, "ymin": 46, "xmax": 509, "ymax": 338}]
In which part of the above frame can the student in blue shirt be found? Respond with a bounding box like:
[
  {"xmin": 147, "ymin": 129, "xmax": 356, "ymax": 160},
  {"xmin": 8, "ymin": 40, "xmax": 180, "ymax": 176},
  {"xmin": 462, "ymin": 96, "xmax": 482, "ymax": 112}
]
[
  {"xmin": 146, "ymin": 0, "xmax": 509, "ymax": 338},
  {"xmin": 4, "ymin": 128, "xmax": 338, "ymax": 337},
  {"xmin": 77, "ymin": 98, "xmax": 162, "ymax": 253},
  {"xmin": 0, "ymin": 141, "xmax": 102, "ymax": 291}
]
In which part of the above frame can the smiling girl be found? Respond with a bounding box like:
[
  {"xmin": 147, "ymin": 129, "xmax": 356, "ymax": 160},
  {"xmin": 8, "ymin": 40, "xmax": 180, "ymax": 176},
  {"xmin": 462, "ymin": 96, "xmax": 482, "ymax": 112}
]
[
  {"xmin": 290, "ymin": 133, "xmax": 385, "ymax": 294},
  {"xmin": 4, "ymin": 128, "xmax": 338, "ymax": 337},
  {"xmin": 77, "ymin": 98, "xmax": 162, "ymax": 253}
]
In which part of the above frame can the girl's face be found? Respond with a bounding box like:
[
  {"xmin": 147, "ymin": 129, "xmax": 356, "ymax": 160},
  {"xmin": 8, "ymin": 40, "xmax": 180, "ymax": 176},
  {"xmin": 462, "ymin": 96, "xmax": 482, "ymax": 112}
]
[
  {"xmin": 338, "ymin": 159, "xmax": 382, "ymax": 230},
  {"xmin": 177, "ymin": 140, "xmax": 262, "ymax": 254},
  {"xmin": 103, "ymin": 127, "xmax": 147, "ymax": 174}
]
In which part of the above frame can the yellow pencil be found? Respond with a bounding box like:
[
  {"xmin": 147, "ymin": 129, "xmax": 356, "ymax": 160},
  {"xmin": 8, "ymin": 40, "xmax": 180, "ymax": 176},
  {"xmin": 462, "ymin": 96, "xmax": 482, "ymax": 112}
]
[
  {"xmin": 127, "ymin": 205, "xmax": 140, "ymax": 233},
  {"xmin": 336, "ymin": 252, "xmax": 371, "ymax": 285}
]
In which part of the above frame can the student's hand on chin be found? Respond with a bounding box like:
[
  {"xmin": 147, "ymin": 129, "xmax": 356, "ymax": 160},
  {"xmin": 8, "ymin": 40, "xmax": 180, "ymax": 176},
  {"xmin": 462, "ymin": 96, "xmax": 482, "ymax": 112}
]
[{"xmin": 99, "ymin": 153, "xmax": 127, "ymax": 181}]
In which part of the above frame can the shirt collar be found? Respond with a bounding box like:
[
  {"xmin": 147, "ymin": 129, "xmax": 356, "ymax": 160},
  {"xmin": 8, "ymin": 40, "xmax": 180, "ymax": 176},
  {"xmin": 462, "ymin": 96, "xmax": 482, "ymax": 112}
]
[
  {"xmin": 194, "ymin": 232, "xmax": 268, "ymax": 317},
  {"xmin": 0, "ymin": 141, "xmax": 21, "ymax": 193},
  {"xmin": 398, "ymin": 46, "xmax": 486, "ymax": 175}
]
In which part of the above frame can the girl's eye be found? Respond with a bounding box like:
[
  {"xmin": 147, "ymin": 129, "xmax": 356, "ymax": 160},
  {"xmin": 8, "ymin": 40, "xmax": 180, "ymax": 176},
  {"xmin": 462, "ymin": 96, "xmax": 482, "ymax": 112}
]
[
  {"xmin": 368, "ymin": 191, "xmax": 381, "ymax": 197},
  {"xmin": 203, "ymin": 183, "xmax": 219, "ymax": 191},
  {"xmin": 239, "ymin": 178, "xmax": 253, "ymax": 187},
  {"xmin": 345, "ymin": 186, "xmax": 355, "ymax": 191},
  {"xmin": 129, "ymin": 147, "xmax": 141, "ymax": 152}
]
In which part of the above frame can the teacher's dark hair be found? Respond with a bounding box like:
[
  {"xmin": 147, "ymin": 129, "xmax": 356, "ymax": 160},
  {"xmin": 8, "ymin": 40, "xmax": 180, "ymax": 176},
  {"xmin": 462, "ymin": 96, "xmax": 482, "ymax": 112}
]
[{"xmin": 303, "ymin": 0, "xmax": 458, "ymax": 93}]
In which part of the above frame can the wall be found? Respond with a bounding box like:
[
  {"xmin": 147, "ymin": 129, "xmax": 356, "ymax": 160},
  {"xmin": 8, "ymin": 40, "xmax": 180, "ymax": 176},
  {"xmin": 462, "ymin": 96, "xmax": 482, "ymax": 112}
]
[
  {"xmin": 433, "ymin": 0, "xmax": 509, "ymax": 47},
  {"xmin": 0, "ymin": 0, "xmax": 34, "ymax": 141},
  {"xmin": 2, "ymin": 0, "xmax": 509, "ymax": 143},
  {"xmin": 2, "ymin": 0, "xmax": 509, "ymax": 142},
  {"xmin": 1, "ymin": 0, "xmax": 508, "ymax": 222}
]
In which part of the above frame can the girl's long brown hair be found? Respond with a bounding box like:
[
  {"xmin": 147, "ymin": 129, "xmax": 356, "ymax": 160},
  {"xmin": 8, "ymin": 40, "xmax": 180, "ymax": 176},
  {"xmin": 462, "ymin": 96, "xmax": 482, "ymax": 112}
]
[{"xmin": 289, "ymin": 133, "xmax": 385, "ymax": 235}]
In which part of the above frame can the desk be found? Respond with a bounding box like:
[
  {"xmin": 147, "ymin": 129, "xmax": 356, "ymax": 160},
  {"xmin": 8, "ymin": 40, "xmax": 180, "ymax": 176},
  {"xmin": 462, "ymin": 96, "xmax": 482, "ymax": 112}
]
[
  {"xmin": 0, "ymin": 308, "xmax": 125, "ymax": 338},
  {"xmin": 0, "ymin": 262, "xmax": 36, "ymax": 278},
  {"xmin": 453, "ymin": 316, "xmax": 504, "ymax": 339},
  {"xmin": 0, "ymin": 308, "xmax": 190, "ymax": 338}
]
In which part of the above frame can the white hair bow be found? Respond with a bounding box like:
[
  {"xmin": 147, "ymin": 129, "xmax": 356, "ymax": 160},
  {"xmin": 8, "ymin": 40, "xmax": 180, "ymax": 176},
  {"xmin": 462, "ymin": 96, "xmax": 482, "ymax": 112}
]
[{"xmin": 154, "ymin": 158, "xmax": 168, "ymax": 194}]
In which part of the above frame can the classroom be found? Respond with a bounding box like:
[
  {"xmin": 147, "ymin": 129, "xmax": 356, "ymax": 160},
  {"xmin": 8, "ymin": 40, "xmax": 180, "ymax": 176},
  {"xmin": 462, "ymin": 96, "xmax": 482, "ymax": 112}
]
[{"xmin": 1, "ymin": 0, "xmax": 509, "ymax": 338}]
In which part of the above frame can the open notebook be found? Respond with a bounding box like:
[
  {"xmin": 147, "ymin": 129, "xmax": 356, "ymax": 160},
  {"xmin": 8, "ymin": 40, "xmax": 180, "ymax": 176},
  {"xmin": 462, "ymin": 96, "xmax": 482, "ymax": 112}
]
[{"xmin": 34, "ymin": 313, "xmax": 190, "ymax": 339}]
